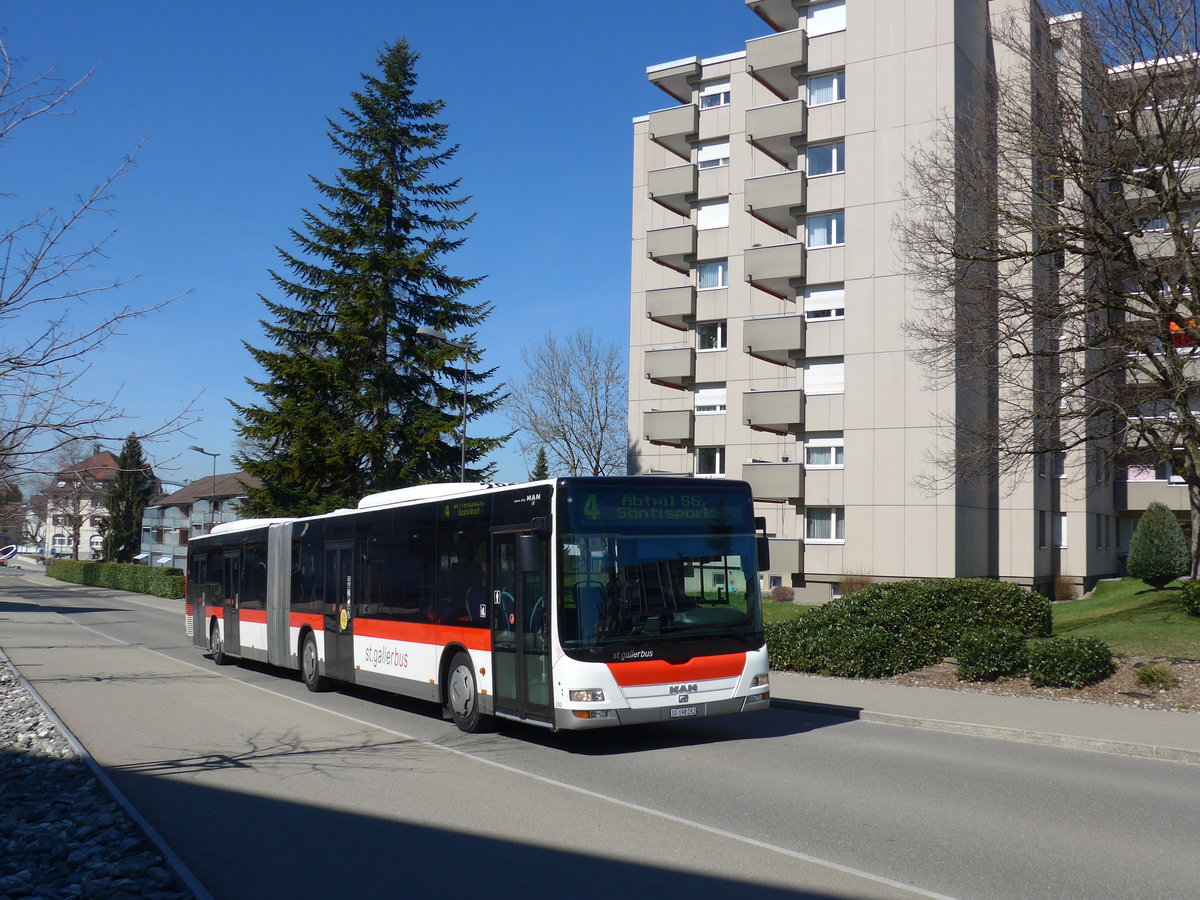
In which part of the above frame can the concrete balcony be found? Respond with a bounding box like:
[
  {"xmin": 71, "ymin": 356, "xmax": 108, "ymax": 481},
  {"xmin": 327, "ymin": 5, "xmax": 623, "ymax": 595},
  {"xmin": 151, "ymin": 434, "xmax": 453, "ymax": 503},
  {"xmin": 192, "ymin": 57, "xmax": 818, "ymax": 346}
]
[
  {"xmin": 744, "ymin": 242, "xmax": 806, "ymax": 299},
  {"xmin": 645, "ymin": 285, "xmax": 696, "ymax": 331},
  {"xmin": 743, "ymin": 314, "xmax": 805, "ymax": 366},
  {"xmin": 741, "ymin": 461, "xmax": 804, "ymax": 501},
  {"xmin": 647, "ymin": 57, "xmax": 700, "ymax": 104},
  {"xmin": 745, "ymin": 170, "xmax": 806, "ymax": 235},
  {"xmin": 643, "ymin": 409, "xmax": 694, "ymax": 447},
  {"xmin": 646, "ymin": 224, "xmax": 696, "ymax": 274},
  {"xmin": 644, "ymin": 347, "xmax": 695, "ymax": 390},
  {"xmin": 1129, "ymin": 229, "xmax": 1194, "ymax": 260},
  {"xmin": 766, "ymin": 538, "xmax": 803, "ymax": 577},
  {"xmin": 648, "ymin": 104, "xmax": 699, "ymax": 161},
  {"xmin": 1117, "ymin": 479, "xmax": 1190, "ymax": 513},
  {"xmin": 745, "ymin": 0, "xmax": 801, "ymax": 32},
  {"xmin": 743, "ymin": 388, "xmax": 805, "ymax": 434},
  {"xmin": 746, "ymin": 28, "xmax": 808, "ymax": 101},
  {"xmin": 647, "ymin": 163, "xmax": 697, "ymax": 216},
  {"xmin": 746, "ymin": 99, "xmax": 807, "ymax": 168}
]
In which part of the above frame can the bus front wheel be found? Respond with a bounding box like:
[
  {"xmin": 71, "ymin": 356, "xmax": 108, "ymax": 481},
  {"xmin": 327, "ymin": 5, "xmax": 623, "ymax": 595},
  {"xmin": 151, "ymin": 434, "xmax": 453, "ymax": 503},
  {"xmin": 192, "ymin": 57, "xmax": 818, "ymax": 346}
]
[
  {"xmin": 447, "ymin": 652, "xmax": 486, "ymax": 733},
  {"xmin": 301, "ymin": 632, "xmax": 331, "ymax": 692}
]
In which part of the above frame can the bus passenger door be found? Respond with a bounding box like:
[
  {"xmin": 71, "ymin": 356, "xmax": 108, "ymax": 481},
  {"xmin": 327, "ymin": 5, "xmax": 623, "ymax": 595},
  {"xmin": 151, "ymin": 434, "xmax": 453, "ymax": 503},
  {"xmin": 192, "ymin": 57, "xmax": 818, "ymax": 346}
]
[
  {"xmin": 323, "ymin": 542, "xmax": 355, "ymax": 682},
  {"xmin": 222, "ymin": 550, "xmax": 241, "ymax": 655},
  {"xmin": 491, "ymin": 529, "xmax": 552, "ymax": 724}
]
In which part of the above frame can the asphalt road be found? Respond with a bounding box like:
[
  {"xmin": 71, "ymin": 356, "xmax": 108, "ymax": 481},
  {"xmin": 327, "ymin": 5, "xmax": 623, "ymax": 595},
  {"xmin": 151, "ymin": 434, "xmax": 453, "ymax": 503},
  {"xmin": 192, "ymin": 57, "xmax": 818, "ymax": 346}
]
[{"xmin": 2, "ymin": 570, "xmax": 1198, "ymax": 900}]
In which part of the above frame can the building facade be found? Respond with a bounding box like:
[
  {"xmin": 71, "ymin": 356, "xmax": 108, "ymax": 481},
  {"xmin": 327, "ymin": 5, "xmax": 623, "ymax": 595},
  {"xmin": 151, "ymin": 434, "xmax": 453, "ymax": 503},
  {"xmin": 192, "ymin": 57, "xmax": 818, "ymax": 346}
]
[
  {"xmin": 140, "ymin": 473, "xmax": 260, "ymax": 570},
  {"xmin": 628, "ymin": 0, "xmax": 1129, "ymax": 599}
]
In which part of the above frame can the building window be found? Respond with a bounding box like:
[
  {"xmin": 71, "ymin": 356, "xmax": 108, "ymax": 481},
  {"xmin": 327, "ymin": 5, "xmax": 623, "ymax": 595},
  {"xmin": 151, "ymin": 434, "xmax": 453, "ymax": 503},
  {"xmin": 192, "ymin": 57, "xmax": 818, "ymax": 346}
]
[
  {"xmin": 806, "ymin": 506, "xmax": 845, "ymax": 542},
  {"xmin": 695, "ymin": 384, "xmax": 728, "ymax": 415},
  {"xmin": 807, "ymin": 141, "xmax": 845, "ymax": 177},
  {"xmin": 699, "ymin": 79, "xmax": 731, "ymax": 109},
  {"xmin": 696, "ymin": 321, "xmax": 727, "ymax": 351},
  {"xmin": 696, "ymin": 446, "xmax": 726, "ymax": 476},
  {"xmin": 803, "ymin": 358, "xmax": 845, "ymax": 394},
  {"xmin": 697, "ymin": 259, "xmax": 729, "ymax": 289},
  {"xmin": 1038, "ymin": 511, "xmax": 1047, "ymax": 548},
  {"xmin": 806, "ymin": 212, "xmax": 845, "ymax": 248},
  {"xmin": 696, "ymin": 199, "xmax": 729, "ymax": 230},
  {"xmin": 807, "ymin": 0, "xmax": 846, "ymax": 36},
  {"xmin": 1054, "ymin": 513, "xmax": 1068, "ymax": 548},
  {"xmin": 697, "ymin": 139, "xmax": 730, "ymax": 169},
  {"xmin": 804, "ymin": 283, "xmax": 845, "ymax": 320},
  {"xmin": 808, "ymin": 70, "xmax": 845, "ymax": 106},
  {"xmin": 52, "ymin": 534, "xmax": 67, "ymax": 549},
  {"xmin": 805, "ymin": 435, "xmax": 845, "ymax": 468}
]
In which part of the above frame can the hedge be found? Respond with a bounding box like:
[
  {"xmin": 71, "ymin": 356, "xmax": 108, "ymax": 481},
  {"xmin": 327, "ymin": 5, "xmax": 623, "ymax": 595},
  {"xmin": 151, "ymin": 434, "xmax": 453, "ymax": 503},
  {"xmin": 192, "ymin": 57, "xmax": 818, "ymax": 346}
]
[
  {"xmin": 46, "ymin": 560, "xmax": 185, "ymax": 599},
  {"xmin": 1181, "ymin": 580, "xmax": 1200, "ymax": 617},
  {"xmin": 767, "ymin": 578, "xmax": 1052, "ymax": 679},
  {"xmin": 1027, "ymin": 636, "xmax": 1116, "ymax": 688},
  {"xmin": 955, "ymin": 628, "xmax": 1029, "ymax": 682}
]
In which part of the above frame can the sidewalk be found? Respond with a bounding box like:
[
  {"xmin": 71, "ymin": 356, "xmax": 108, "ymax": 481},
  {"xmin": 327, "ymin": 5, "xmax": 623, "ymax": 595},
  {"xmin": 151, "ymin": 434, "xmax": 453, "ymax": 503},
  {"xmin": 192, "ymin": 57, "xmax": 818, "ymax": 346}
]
[{"xmin": 769, "ymin": 668, "xmax": 1200, "ymax": 764}]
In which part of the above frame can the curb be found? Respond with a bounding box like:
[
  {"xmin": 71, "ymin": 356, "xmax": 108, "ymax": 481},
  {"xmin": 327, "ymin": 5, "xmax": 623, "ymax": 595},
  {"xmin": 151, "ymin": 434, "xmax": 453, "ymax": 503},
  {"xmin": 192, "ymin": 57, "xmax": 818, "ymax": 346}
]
[
  {"xmin": 0, "ymin": 645, "xmax": 215, "ymax": 900},
  {"xmin": 776, "ymin": 698, "xmax": 1200, "ymax": 765}
]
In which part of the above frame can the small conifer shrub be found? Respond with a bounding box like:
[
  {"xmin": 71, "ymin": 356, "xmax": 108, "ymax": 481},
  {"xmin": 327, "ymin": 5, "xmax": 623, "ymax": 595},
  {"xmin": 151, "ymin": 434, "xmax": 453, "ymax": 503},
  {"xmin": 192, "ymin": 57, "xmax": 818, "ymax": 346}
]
[{"xmin": 1126, "ymin": 501, "xmax": 1190, "ymax": 590}]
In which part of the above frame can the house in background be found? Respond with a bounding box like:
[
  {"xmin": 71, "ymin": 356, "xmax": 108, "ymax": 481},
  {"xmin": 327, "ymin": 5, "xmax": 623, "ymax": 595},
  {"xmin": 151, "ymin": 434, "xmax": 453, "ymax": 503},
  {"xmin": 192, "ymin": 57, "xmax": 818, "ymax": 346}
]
[
  {"xmin": 31, "ymin": 449, "xmax": 163, "ymax": 559},
  {"xmin": 140, "ymin": 472, "xmax": 261, "ymax": 569}
]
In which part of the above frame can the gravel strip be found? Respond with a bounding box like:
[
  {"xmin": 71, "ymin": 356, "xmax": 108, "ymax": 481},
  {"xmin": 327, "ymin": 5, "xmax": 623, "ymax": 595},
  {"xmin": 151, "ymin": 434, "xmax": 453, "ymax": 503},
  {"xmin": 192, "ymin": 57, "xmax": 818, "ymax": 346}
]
[{"xmin": 0, "ymin": 657, "xmax": 196, "ymax": 900}]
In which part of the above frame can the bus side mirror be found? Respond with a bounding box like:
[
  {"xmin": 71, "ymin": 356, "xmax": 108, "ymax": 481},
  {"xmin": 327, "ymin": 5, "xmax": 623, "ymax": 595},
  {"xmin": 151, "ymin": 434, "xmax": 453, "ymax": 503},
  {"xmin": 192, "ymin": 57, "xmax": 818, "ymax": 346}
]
[
  {"xmin": 518, "ymin": 534, "xmax": 542, "ymax": 573},
  {"xmin": 757, "ymin": 537, "xmax": 771, "ymax": 570}
]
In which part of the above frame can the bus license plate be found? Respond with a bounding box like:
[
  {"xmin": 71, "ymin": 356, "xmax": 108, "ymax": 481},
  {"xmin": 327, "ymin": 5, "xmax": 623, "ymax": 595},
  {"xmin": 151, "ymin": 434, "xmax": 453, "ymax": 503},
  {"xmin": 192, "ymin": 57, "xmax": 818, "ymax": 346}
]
[{"xmin": 669, "ymin": 706, "xmax": 698, "ymax": 719}]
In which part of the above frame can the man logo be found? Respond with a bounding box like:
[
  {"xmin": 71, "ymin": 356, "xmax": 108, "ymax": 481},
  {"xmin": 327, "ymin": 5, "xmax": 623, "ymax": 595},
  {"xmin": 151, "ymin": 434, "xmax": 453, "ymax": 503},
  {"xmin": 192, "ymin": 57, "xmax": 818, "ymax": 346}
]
[{"xmin": 669, "ymin": 683, "xmax": 699, "ymax": 694}]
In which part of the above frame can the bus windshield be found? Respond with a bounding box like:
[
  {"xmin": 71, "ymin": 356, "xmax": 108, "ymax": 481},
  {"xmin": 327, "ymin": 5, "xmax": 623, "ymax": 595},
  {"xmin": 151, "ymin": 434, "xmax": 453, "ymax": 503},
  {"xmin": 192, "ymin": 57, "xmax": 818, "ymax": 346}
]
[{"xmin": 556, "ymin": 482, "xmax": 764, "ymax": 662}]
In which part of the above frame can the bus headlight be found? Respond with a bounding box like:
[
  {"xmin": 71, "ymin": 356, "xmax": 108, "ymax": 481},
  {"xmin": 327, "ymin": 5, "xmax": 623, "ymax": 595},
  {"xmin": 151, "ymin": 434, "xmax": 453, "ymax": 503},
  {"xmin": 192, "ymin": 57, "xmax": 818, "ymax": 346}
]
[
  {"xmin": 569, "ymin": 689, "xmax": 606, "ymax": 703},
  {"xmin": 751, "ymin": 673, "xmax": 769, "ymax": 688}
]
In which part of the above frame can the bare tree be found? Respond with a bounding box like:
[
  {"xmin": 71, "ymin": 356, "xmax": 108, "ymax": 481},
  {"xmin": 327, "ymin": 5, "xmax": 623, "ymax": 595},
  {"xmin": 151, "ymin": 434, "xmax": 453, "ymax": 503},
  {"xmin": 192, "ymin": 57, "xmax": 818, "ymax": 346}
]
[
  {"xmin": 900, "ymin": 0, "xmax": 1200, "ymax": 566},
  {"xmin": 1, "ymin": 39, "xmax": 192, "ymax": 480},
  {"xmin": 506, "ymin": 328, "xmax": 627, "ymax": 477}
]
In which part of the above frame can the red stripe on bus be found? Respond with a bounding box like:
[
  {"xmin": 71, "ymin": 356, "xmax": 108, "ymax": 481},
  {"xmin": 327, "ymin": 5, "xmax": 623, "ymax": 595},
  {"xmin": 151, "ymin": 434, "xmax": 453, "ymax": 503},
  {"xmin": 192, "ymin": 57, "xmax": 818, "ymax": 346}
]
[
  {"xmin": 206, "ymin": 605, "xmax": 223, "ymax": 621},
  {"xmin": 289, "ymin": 612, "xmax": 323, "ymax": 630},
  {"xmin": 239, "ymin": 609, "xmax": 268, "ymax": 624},
  {"xmin": 355, "ymin": 618, "xmax": 492, "ymax": 652},
  {"xmin": 606, "ymin": 652, "xmax": 747, "ymax": 686}
]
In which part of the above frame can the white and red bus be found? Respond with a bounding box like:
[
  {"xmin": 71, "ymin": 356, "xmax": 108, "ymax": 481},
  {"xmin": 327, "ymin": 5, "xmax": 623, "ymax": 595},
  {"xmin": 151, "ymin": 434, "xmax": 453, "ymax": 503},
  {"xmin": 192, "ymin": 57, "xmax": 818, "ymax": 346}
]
[{"xmin": 185, "ymin": 477, "xmax": 770, "ymax": 732}]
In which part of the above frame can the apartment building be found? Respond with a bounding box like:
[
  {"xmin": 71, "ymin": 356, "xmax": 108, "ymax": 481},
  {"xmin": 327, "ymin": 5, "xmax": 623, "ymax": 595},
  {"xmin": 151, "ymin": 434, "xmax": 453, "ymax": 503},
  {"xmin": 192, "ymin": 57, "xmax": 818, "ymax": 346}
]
[
  {"xmin": 628, "ymin": 0, "xmax": 1123, "ymax": 599},
  {"xmin": 140, "ymin": 472, "xmax": 261, "ymax": 570}
]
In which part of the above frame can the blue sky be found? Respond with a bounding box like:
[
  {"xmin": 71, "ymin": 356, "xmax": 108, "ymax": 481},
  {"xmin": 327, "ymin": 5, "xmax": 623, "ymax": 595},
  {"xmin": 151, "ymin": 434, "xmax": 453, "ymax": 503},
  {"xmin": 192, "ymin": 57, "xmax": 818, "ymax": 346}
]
[{"xmin": 4, "ymin": 1, "xmax": 759, "ymax": 488}]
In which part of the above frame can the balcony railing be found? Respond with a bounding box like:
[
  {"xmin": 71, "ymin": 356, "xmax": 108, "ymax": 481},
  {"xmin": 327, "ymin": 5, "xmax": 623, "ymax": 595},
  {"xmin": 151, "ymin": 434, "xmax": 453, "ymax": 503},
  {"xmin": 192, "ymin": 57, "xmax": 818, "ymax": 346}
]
[
  {"xmin": 647, "ymin": 57, "xmax": 701, "ymax": 104},
  {"xmin": 745, "ymin": 170, "xmax": 806, "ymax": 235},
  {"xmin": 746, "ymin": 28, "xmax": 808, "ymax": 101},
  {"xmin": 741, "ymin": 461, "xmax": 804, "ymax": 501},
  {"xmin": 647, "ymin": 163, "xmax": 697, "ymax": 216},
  {"xmin": 648, "ymin": 104, "xmax": 699, "ymax": 161},
  {"xmin": 746, "ymin": 99, "xmax": 807, "ymax": 168},
  {"xmin": 743, "ymin": 388, "xmax": 805, "ymax": 433},
  {"xmin": 643, "ymin": 409, "xmax": 694, "ymax": 447},
  {"xmin": 647, "ymin": 224, "xmax": 697, "ymax": 274},
  {"xmin": 743, "ymin": 314, "xmax": 805, "ymax": 366},
  {"xmin": 644, "ymin": 347, "xmax": 696, "ymax": 390},
  {"xmin": 645, "ymin": 285, "xmax": 696, "ymax": 330},
  {"xmin": 744, "ymin": 242, "xmax": 806, "ymax": 299}
]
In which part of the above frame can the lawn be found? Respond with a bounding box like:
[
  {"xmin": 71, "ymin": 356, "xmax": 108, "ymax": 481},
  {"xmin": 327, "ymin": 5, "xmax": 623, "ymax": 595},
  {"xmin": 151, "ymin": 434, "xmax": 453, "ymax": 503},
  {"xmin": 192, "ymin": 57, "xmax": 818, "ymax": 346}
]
[
  {"xmin": 761, "ymin": 600, "xmax": 807, "ymax": 625},
  {"xmin": 1054, "ymin": 578, "xmax": 1200, "ymax": 660}
]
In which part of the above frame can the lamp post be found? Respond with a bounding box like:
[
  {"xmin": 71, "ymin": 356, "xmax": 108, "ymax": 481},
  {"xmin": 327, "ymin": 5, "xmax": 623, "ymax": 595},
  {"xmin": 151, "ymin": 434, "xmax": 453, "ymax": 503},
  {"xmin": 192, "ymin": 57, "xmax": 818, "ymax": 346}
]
[
  {"xmin": 416, "ymin": 327, "xmax": 473, "ymax": 482},
  {"xmin": 187, "ymin": 446, "xmax": 219, "ymax": 533}
]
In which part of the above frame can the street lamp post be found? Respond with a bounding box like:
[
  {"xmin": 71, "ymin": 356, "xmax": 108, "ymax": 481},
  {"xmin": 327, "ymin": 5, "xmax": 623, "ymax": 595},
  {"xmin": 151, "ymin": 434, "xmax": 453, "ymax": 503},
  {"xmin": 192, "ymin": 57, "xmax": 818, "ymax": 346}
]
[
  {"xmin": 187, "ymin": 446, "xmax": 219, "ymax": 533},
  {"xmin": 416, "ymin": 327, "xmax": 473, "ymax": 482}
]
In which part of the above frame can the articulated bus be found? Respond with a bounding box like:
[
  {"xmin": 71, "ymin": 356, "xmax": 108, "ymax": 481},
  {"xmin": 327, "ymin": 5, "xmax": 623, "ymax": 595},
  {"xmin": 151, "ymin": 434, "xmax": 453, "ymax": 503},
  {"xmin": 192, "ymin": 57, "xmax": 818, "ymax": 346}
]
[{"xmin": 184, "ymin": 477, "xmax": 770, "ymax": 732}]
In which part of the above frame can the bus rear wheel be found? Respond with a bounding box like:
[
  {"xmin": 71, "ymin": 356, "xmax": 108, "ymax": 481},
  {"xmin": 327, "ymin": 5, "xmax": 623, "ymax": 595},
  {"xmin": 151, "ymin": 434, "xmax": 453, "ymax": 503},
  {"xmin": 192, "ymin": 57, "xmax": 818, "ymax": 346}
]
[
  {"xmin": 447, "ymin": 652, "xmax": 486, "ymax": 733},
  {"xmin": 209, "ymin": 621, "xmax": 227, "ymax": 666},
  {"xmin": 301, "ymin": 631, "xmax": 331, "ymax": 692}
]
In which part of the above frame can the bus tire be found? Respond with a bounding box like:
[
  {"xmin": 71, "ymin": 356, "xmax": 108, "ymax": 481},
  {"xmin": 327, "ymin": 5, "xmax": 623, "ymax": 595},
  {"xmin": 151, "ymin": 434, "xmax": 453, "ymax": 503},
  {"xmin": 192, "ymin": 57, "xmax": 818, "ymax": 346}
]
[
  {"xmin": 446, "ymin": 651, "xmax": 485, "ymax": 733},
  {"xmin": 301, "ymin": 631, "xmax": 331, "ymax": 692},
  {"xmin": 210, "ymin": 621, "xmax": 228, "ymax": 666}
]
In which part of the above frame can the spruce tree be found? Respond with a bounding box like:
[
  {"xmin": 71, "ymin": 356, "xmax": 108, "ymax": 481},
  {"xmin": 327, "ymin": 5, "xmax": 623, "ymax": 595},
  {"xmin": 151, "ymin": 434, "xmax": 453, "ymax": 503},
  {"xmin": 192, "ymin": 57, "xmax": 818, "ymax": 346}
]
[
  {"xmin": 101, "ymin": 435, "xmax": 155, "ymax": 563},
  {"xmin": 1126, "ymin": 501, "xmax": 1191, "ymax": 590},
  {"xmin": 530, "ymin": 447, "xmax": 549, "ymax": 481},
  {"xmin": 233, "ymin": 38, "xmax": 504, "ymax": 517}
]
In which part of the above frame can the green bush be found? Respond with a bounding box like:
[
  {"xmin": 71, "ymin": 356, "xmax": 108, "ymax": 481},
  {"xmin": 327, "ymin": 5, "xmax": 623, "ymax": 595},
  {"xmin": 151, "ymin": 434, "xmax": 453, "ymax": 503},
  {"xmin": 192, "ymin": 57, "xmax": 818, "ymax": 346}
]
[
  {"xmin": 1027, "ymin": 636, "xmax": 1116, "ymax": 688},
  {"xmin": 46, "ymin": 560, "xmax": 185, "ymax": 599},
  {"xmin": 1180, "ymin": 580, "xmax": 1200, "ymax": 617},
  {"xmin": 955, "ymin": 629, "xmax": 1029, "ymax": 682},
  {"xmin": 1134, "ymin": 663, "xmax": 1179, "ymax": 689},
  {"xmin": 767, "ymin": 578, "xmax": 1051, "ymax": 679},
  {"xmin": 1126, "ymin": 501, "xmax": 1190, "ymax": 590}
]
